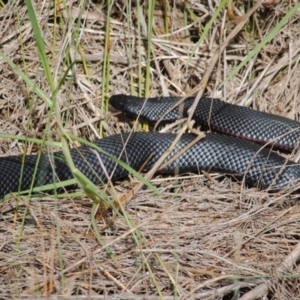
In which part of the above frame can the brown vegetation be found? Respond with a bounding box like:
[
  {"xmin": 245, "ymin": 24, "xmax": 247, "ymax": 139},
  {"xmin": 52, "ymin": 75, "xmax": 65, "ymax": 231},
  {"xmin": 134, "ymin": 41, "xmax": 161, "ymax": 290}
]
[{"xmin": 1, "ymin": 1, "xmax": 300, "ymax": 299}]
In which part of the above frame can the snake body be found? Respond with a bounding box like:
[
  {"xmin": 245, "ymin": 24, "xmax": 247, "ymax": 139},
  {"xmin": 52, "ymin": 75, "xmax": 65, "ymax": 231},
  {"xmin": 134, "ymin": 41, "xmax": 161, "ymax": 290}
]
[
  {"xmin": 110, "ymin": 95, "xmax": 300, "ymax": 151},
  {"xmin": 1, "ymin": 95, "xmax": 300, "ymax": 198}
]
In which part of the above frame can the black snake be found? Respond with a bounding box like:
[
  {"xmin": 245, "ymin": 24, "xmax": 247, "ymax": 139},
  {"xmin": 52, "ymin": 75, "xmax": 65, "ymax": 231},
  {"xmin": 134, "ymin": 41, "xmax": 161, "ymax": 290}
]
[{"xmin": 1, "ymin": 95, "xmax": 300, "ymax": 199}]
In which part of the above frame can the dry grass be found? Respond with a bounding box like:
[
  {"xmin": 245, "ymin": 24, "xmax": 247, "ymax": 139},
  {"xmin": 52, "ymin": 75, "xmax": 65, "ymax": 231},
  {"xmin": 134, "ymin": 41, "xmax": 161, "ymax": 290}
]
[{"xmin": 1, "ymin": 0, "xmax": 300, "ymax": 299}]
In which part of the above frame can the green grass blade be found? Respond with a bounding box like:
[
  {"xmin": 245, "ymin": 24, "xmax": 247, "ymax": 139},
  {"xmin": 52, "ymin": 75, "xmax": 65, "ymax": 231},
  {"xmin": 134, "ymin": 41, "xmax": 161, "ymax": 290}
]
[
  {"xmin": 25, "ymin": 0, "xmax": 54, "ymax": 92},
  {"xmin": 218, "ymin": 1, "xmax": 300, "ymax": 89}
]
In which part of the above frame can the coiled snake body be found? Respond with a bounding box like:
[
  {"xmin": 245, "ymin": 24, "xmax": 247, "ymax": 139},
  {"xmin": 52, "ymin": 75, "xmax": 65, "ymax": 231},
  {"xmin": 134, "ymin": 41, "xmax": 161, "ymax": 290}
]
[{"xmin": 1, "ymin": 95, "xmax": 300, "ymax": 198}]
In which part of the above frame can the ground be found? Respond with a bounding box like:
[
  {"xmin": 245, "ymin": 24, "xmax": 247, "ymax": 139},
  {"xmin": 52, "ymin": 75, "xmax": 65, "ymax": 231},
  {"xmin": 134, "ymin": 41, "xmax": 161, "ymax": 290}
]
[{"xmin": 1, "ymin": 1, "xmax": 300, "ymax": 299}]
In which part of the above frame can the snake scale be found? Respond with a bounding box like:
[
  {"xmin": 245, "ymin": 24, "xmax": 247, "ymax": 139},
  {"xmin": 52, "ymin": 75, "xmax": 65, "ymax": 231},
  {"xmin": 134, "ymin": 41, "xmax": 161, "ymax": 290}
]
[{"xmin": 1, "ymin": 95, "xmax": 300, "ymax": 199}]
